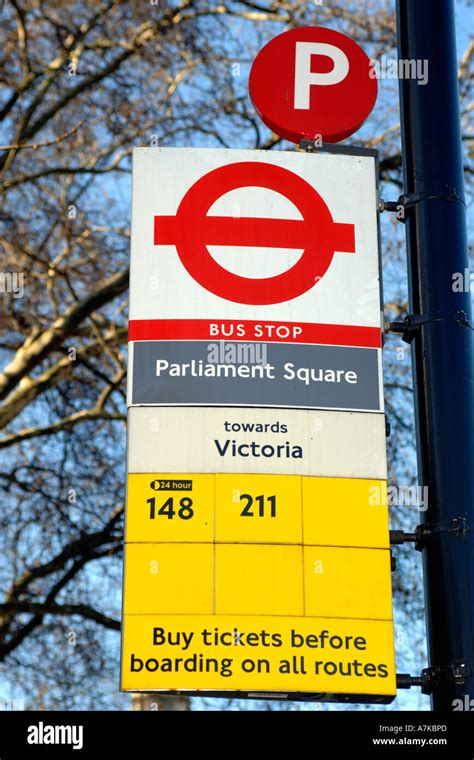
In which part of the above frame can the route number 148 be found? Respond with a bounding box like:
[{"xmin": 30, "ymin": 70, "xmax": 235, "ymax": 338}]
[{"xmin": 147, "ymin": 496, "xmax": 194, "ymax": 520}]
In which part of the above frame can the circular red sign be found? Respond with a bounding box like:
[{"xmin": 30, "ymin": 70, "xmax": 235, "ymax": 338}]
[
  {"xmin": 154, "ymin": 161, "xmax": 355, "ymax": 305},
  {"xmin": 249, "ymin": 26, "xmax": 377, "ymax": 144}
]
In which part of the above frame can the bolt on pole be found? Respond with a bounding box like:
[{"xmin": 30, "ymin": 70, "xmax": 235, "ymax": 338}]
[{"xmin": 396, "ymin": 0, "xmax": 474, "ymax": 710}]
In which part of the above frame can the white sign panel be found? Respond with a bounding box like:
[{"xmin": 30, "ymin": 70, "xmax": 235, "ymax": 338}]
[
  {"xmin": 129, "ymin": 147, "xmax": 381, "ymax": 328},
  {"xmin": 128, "ymin": 147, "xmax": 383, "ymax": 412},
  {"xmin": 127, "ymin": 407, "xmax": 387, "ymax": 479}
]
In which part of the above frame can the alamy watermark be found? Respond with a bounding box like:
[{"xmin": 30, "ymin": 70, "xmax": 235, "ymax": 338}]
[
  {"xmin": 0, "ymin": 697, "xmax": 25, "ymax": 711},
  {"xmin": 369, "ymin": 484, "xmax": 428, "ymax": 511},
  {"xmin": 370, "ymin": 56, "xmax": 429, "ymax": 85},
  {"xmin": 452, "ymin": 269, "xmax": 474, "ymax": 292},
  {"xmin": 207, "ymin": 341, "xmax": 268, "ymax": 366},
  {"xmin": 0, "ymin": 271, "xmax": 24, "ymax": 298},
  {"xmin": 27, "ymin": 722, "xmax": 83, "ymax": 750},
  {"xmin": 452, "ymin": 695, "xmax": 474, "ymax": 711}
]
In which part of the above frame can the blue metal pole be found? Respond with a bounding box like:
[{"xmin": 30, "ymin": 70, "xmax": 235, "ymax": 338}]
[{"xmin": 396, "ymin": 0, "xmax": 474, "ymax": 710}]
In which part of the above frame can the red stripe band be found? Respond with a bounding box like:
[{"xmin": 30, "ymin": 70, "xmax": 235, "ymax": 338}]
[{"xmin": 128, "ymin": 319, "xmax": 381, "ymax": 348}]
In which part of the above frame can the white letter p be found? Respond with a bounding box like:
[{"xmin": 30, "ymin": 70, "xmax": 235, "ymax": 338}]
[{"xmin": 294, "ymin": 42, "xmax": 349, "ymax": 110}]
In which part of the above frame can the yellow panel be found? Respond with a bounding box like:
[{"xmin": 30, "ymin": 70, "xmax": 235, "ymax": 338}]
[
  {"xmin": 304, "ymin": 546, "xmax": 393, "ymax": 620},
  {"xmin": 302, "ymin": 477, "xmax": 389, "ymax": 548},
  {"xmin": 123, "ymin": 543, "xmax": 214, "ymax": 614},
  {"xmin": 215, "ymin": 544, "xmax": 303, "ymax": 616},
  {"xmin": 121, "ymin": 614, "xmax": 396, "ymax": 700},
  {"xmin": 126, "ymin": 474, "xmax": 214, "ymax": 543},
  {"xmin": 215, "ymin": 474, "xmax": 302, "ymax": 544}
]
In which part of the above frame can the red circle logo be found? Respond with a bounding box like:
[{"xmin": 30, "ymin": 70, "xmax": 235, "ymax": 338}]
[
  {"xmin": 249, "ymin": 26, "xmax": 377, "ymax": 144},
  {"xmin": 154, "ymin": 161, "xmax": 355, "ymax": 306}
]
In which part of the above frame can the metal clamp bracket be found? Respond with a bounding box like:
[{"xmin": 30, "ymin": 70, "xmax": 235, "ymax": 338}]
[
  {"xmin": 390, "ymin": 530, "xmax": 417, "ymax": 546},
  {"xmin": 386, "ymin": 310, "xmax": 472, "ymax": 343},
  {"xmin": 298, "ymin": 140, "xmax": 379, "ymax": 158},
  {"xmin": 419, "ymin": 663, "xmax": 472, "ymax": 694},
  {"xmin": 398, "ymin": 662, "xmax": 473, "ymax": 694},
  {"xmin": 396, "ymin": 673, "xmax": 425, "ymax": 690},
  {"xmin": 379, "ymin": 185, "xmax": 465, "ymax": 221},
  {"xmin": 415, "ymin": 516, "xmax": 470, "ymax": 551}
]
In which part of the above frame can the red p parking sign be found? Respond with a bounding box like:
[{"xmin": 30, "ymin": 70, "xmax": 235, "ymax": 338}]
[{"xmin": 249, "ymin": 26, "xmax": 377, "ymax": 144}]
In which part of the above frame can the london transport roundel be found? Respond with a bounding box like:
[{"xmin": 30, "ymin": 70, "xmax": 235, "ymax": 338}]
[
  {"xmin": 249, "ymin": 26, "xmax": 377, "ymax": 144},
  {"xmin": 153, "ymin": 161, "xmax": 355, "ymax": 306}
]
